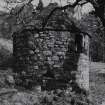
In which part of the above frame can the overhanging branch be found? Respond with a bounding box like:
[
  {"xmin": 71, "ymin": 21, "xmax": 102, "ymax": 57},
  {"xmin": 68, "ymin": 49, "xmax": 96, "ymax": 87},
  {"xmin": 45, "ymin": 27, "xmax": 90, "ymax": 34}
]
[{"xmin": 42, "ymin": 0, "xmax": 82, "ymax": 28}]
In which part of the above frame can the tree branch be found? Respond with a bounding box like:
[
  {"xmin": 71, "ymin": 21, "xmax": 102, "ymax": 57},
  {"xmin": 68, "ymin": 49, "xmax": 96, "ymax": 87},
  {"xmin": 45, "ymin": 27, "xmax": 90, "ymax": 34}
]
[
  {"xmin": 86, "ymin": 0, "xmax": 105, "ymax": 26},
  {"xmin": 28, "ymin": 0, "xmax": 34, "ymax": 4},
  {"xmin": 42, "ymin": 0, "xmax": 82, "ymax": 28},
  {"xmin": 10, "ymin": 0, "xmax": 34, "ymax": 16}
]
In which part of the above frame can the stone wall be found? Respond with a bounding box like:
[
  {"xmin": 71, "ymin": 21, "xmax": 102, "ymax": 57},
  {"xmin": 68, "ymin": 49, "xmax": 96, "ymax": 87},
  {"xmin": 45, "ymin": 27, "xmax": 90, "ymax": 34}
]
[
  {"xmin": 13, "ymin": 29, "xmax": 76, "ymax": 77},
  {"xmin": 13, "ymin": 29, "xmax": 90, "ymax": 91}
]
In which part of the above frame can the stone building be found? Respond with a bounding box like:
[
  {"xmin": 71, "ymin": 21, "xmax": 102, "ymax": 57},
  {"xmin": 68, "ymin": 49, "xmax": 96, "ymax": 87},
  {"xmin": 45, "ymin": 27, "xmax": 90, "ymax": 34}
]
[{"xmin": 12, "ymin": 2, "xmax": 91, "ymax": 91}]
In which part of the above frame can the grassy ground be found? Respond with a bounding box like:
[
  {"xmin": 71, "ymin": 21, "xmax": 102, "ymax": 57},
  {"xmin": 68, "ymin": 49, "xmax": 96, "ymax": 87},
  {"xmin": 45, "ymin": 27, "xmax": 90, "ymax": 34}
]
[
  {"xmin": 0, "ymin": 62, "xmax": 104, "ymax": 105},
  {"xmin": 0, "ymin": 69, "xmax": 89, "ymax": 105},
  {"xmin": 90, "ymin": 62, "xmax": 105, "ymax": 105}
]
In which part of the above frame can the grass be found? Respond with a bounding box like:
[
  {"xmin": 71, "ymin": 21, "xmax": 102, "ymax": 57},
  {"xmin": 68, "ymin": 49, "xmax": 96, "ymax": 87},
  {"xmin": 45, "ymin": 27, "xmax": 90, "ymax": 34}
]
[
  {"xmin": 90, "ymin": 62, "xmax": 105, "ymax": 105},
  {"xmin": 0, "ymin": 61, "xmax": 104, "ymax": 105}
]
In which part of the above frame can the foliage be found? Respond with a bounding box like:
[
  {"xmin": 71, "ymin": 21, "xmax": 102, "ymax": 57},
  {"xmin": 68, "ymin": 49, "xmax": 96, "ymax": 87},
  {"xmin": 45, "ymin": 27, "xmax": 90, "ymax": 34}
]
[{"xmin": 0, "ymin": 85, "xmax": 92, "ymax": 105}]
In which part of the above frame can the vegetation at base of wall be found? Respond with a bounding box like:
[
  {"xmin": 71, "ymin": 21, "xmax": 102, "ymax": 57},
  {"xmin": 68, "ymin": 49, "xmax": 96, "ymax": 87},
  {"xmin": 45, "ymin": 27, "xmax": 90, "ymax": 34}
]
[
  {"xmin": 0, "ymin": 77, "xmax": 92, "ymax": 105},
  {"xmin": 0, "ymin": 68, "xmax": 92, "ymax": 105},
  {"xmin": 0, "ymin": 88, "xmax": 92, "ymax": 105}
]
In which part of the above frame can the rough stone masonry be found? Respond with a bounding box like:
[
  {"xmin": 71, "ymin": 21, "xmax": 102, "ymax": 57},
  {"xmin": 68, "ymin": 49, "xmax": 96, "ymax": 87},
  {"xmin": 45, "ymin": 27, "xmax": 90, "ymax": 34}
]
[
  {"xmin": 13, "ymin": 28, "xmax": 90, "ymax": 91},
  {"xmin": 13, "ymin": 29, "xmax": 74, "ymax": 75}
]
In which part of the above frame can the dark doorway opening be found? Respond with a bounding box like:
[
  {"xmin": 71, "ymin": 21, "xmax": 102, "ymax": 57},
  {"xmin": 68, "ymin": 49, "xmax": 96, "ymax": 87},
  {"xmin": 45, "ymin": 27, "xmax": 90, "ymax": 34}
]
[{"xmin": 75, "ymin": 34, "xmax": 83, "ymax": 53}]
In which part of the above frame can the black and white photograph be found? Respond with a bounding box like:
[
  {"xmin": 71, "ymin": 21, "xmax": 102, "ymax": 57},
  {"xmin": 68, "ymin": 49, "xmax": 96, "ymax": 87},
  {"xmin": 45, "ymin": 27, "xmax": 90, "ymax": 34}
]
[{"xmin": 0, "ymin": 0, "xmax": 105, "ymax": 105}]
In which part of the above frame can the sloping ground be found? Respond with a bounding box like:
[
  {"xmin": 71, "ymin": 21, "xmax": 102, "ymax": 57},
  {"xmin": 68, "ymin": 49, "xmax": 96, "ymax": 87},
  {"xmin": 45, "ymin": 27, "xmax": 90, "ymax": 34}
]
[{"xmin": 90, "ymin": 62, "xmax": 105, "ymax": 105}]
